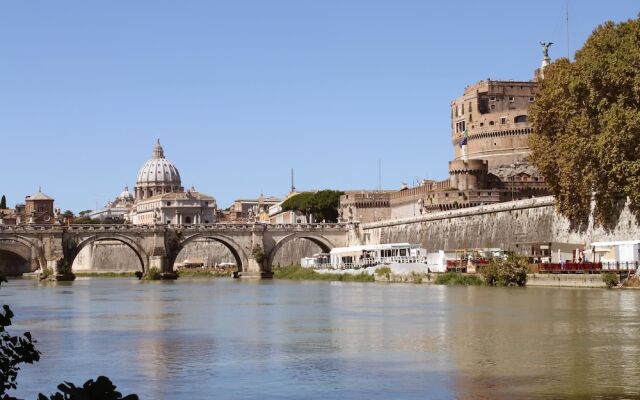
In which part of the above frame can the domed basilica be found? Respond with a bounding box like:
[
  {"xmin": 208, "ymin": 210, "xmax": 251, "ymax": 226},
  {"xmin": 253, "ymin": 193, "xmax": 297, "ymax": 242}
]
[{"xmin": 91, "ymin": 140, "xmax": 217, "ymax": 225}]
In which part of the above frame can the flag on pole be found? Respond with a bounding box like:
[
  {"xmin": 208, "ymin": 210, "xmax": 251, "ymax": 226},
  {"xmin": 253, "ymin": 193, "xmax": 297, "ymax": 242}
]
[{"xmin": 459, "ymin": 129, "xmax": 468, "ymax": 148}]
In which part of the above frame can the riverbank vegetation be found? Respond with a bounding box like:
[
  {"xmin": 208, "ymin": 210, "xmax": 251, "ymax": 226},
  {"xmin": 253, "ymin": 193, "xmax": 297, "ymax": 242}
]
[
  {"xmin": 374, "ymin": 266, "xmax": 391, "ymax": 280},
  {"xmin": 602, "ymin": 273, "xmax": 619, "ymax": 288},
  {"xmin": 143, "ymin": 267, "xmax": 161, "ymax": 280},
  {"xmin": 75, "ymin": 271, "xmax": 136, "ymax": 278},
  {"xmin": 177, "ymin": 269, "xmax": 233, "ymax": 278},
  {"xmin": 434, "ymin": 273, "xmax": 484, "ymax": 286},
  {"xmin": 481, "ymin": 253, "xmax": 528, "ymax": 287},
  {"xmin": 273, "ymin": 265, "xmax": 374, "ymax": 282}
]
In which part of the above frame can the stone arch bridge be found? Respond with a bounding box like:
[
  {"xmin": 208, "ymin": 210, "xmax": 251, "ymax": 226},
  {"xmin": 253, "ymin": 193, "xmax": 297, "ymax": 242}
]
[{"xmin": 0, "ymin": 223, "xmax": 356, "ymax": 279}]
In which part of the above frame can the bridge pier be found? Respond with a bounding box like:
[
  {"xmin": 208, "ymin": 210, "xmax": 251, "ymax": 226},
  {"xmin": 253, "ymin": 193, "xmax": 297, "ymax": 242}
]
[
  {"xmin": 149, "ymin": 255, "xmax": 178, "ymax": 280},
  {"xmin": 236, "ymin": 258, "xmax": 272, "ymax": 279},
  {"xmin": 48, "ymin": 258, "xmax": 76, "ymax": 281}
]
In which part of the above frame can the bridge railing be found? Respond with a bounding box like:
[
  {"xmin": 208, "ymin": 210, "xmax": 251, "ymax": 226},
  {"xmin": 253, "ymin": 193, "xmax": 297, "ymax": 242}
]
[{"xmin": 0, "ymin": 222, "xmax": 353, "ymax": 232}]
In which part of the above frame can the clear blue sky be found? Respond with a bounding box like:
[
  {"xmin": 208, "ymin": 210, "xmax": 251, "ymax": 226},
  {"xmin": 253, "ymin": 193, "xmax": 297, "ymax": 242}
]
[{"xmin": 0, "ymin": 1, "xmax": 637, "ymax": 212}]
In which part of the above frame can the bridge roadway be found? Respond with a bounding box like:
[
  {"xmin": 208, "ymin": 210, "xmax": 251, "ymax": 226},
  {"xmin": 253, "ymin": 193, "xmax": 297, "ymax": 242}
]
[{"xmin": 0, "ymin": 223, "xmax": 355, "ymax": 279}]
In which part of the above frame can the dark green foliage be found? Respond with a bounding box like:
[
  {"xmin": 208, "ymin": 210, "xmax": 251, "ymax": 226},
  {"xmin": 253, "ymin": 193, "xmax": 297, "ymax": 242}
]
[
  {"xmin": 74, "ymin": 272, "xmax": 136, "ymax": 278},
  {"xmin": 252, "ymin": 245, "xmax": 265, "ymax": 266},
  {"xmin": 37, "ymin": 376, "xmax": 138, "ymax": 400},
  {"xmin": 434, "ymin": 273, "xmax": 484, "ymax": 286},
  {"xmin": 0, "ymin": 277, "xmax": 41, "ymax": 398},
  {"xmin": 375, "ymin": 266, "xmax": 391, "ymax": 280},
  {"xmin": 602, "ymin": 272, "xmax": 619, "ymax": 288},
  {"xmin": 77, "ymin": 210, "xmax": 92, "ymax": 217},
  {"xmin": 281, "ymin": 190, "xmax": 344, "ymax": 222},
  {"xmin": 62, "ymin": 210, "xmax": 74, "ymax": 218},
  {"xmin": 529, "ymin": 17, "xmax": 640, "ymax": 226},
  {"xmin": 0, "ymin": 195, "xmax": 6, "ymax": 210},
  {"xmin": 143, "ymin": 267, "xmax": 161, "ymax": 280},
  {"xmin": 274, "ymin": 265, "xmax": 374, "ymax": 282},
  {"xmin": 176, "ymin": 269, "xmax": 232, "ymax": 278},
  {"xmin": 481, "ymin": 253, "xmax": 528, "ymax": 287}
]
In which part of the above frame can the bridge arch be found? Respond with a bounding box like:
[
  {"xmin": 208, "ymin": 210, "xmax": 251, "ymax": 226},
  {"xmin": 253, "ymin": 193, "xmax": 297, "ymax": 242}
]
[
  {"xmin": 172, "ymin": 233, "xmax": 249, "ymax": 272},
  {"xmin": 71, "ymin": 234, "xmax": 149, "ymax": 272},
  {"xmin": 0, "ymin": 235, "xmax": 42, "ymax": 275},
  {"xmin": 266, "ymin": 232, "xmax": 335, "ymax": 271}
]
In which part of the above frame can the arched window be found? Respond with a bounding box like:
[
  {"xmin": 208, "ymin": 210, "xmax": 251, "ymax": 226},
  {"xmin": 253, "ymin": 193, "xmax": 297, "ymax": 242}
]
[{"xmin": 514, "ymin": 115, "xmax": 528, "ymax": 123}]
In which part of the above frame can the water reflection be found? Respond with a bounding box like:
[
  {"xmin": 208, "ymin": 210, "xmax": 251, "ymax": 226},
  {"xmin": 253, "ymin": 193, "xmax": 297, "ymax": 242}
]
[{"xmin": 1, "ymin": 279, "xmax": 639, "ymax": 399}]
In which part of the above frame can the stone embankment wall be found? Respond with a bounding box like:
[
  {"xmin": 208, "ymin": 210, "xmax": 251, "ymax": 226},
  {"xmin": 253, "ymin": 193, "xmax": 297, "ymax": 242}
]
[
  {"xmin": 526, "ymin": 274, "xmax": 606, "ymax": 288},
  {"xmin": 73, "ymin": 238, "xmax": 321, "ymax": 272},
  {"xmin": 359, "ymin": 196, "xmax": 640, "ymax": 251}
]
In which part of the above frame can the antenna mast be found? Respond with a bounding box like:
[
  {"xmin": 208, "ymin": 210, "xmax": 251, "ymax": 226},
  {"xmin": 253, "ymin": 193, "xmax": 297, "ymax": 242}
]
[
  {"xmin": 290, "ymin": 168, "xmax": 295, "ymax": 193},
  {"xmin": 378, "ymin": 159, "xmax": 382, "ymax": 190}
]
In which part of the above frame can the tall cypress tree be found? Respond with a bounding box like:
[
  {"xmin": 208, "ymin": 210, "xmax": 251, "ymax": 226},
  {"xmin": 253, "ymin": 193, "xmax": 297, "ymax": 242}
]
[{"xmin": 0, "ymin": 195, "xmax": 6, "ymax": 209}]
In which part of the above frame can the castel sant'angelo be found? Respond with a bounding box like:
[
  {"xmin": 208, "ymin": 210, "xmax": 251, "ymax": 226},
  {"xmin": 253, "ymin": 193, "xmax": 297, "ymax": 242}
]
[{"xmin": 339, "ymin": 46, "xmax": 554, "ymax": 223}]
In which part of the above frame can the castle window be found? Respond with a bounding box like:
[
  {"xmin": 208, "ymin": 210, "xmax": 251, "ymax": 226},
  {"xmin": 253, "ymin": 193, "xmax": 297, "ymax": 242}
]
[
  {"xmin": 529, "ymin": 96, "xmax": 535, "ymax": 102},
  {"xmin": 489, "ymin": 121, "xmax": 495, "ymax": 126},
  {"xmin": 508, "ymin": 96, "xmax": 515, "ymax": 102},
  {"xmin": 500, "ymin": 117, "xmax": 507, "ymax": 124},
  {"xmin": 480, "ymin": 122, "xmax": 484, "ymax": 127},
  {"xmin": 166, "ymin": 202, "xmax": 171, "ymax": 206},
  {"xmin": 514, "ymin": 115, "xmax": 528, "ymax": 123},
  {"xmin": 490, "ymin": 104, "xmax": 496, "ymax": 110},
  {"xmin": 490, "ymin": 96, "xmax": 496, "ymax": 101}
]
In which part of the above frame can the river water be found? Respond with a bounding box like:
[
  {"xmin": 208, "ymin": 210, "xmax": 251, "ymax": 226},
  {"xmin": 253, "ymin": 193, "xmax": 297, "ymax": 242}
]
[{"xmin": 2, "ymin": 278, "xmax": 640, "ymax": 399}]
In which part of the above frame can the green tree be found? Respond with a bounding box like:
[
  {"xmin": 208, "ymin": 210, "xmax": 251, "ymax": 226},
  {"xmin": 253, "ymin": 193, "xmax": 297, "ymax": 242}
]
[
  {"xmin": 281, "ymin": 190, "xmax": 344, "ymax": 222},
  {"xmin": 529, "ymin": 17, "xmax": 640, "ymax": 227},
  {"xmin": 0, "ymin": 195, "xmax": 6, "ymax": 209},
  {"xmin": 62, "ymin": 210, "xmax": 74, "ymax": 218},
  {"xmin": 481, "ymin": 253, "xmax": 529, "ymax": 287}
]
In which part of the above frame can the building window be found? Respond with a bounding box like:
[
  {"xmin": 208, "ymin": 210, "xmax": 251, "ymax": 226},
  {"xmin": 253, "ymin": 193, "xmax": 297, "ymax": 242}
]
[
  {"xmin": 489, "ymin": 121, "xmax": 495, "ymax": 126},
  {"xmin": 514, "ymin": 115, "xmax": 528, "ymax": 123},
  {"xmin": 500, "ymin": 117, "xmax": 507, "ymax": 124},
  {"xmin": 166, "ymin": 202, "xmax": 171, "ymax": 206},
  {"xmin": 490, "ymin": 104, "xmax": 496, "ymax": 110},
  {"xmin": 529, "ymin": 96, "xmax": 535, "ymax": 102},
  {"xmin": 490, "ymin": 96, "xmax": 496, "ymax": 101},
  {"xmin": 204, "ymin": 201, "xmax": 209, "ymax": 206},
  {"xmin": 480, "ymin": 122, "xmax": 484, "ymax": 127},
  {"xmin": 508, "ymin": 96, "xmax": 515, "ymax": 102}
]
